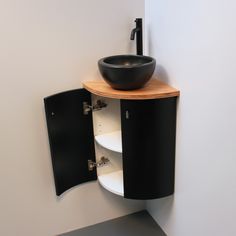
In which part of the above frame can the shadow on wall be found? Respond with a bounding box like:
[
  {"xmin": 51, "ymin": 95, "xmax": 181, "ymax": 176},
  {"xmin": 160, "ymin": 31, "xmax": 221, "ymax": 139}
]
[
  {"xmin": 155, "ymin": 65, "xmax": 170, "ymax": 84},
  {"xmin": 147, "ymin": 195, "xmax": 174, "ymax": 225},
  {"xmin": 146, "ymin": 25, "xmax": 170, "ymax": 84}
]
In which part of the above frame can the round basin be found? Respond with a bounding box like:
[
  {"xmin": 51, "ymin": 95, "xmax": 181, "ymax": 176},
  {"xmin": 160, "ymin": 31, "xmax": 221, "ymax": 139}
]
[{"xmin": 98, "ymin": 55, "xmax": 156, "ymax": 90}]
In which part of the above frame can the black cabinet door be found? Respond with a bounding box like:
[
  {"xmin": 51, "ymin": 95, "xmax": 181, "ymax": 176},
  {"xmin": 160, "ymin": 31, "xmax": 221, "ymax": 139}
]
[
  {"xmin": 121, "ymin": 97, "xmax": 177, "ymax": 199},
  {"xmin": 44, "ymin": 89, "xmax": 96, "ymax": 196}
]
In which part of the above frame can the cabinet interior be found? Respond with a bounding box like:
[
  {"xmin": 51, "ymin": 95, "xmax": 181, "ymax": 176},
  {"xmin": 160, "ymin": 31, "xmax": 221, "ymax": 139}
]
[{"xmin": 92, "ymin": 95, "xmax": 124, "ymax": 196}]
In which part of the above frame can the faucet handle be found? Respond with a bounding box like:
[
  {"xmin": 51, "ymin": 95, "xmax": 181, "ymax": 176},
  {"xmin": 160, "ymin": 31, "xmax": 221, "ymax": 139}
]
[{"xmin": 135, "ymin": 18, "xmax": 142, "ymax": 23}]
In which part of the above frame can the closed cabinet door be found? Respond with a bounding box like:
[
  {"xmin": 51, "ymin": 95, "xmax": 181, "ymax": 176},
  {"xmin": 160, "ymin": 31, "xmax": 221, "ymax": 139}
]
[
  {"xmin": 121, "ymin": 97, "xmax": 177, "ymax": 199},
  {"xmin": 44, "ymin": 89, "xmax": 97, "ymax": 196}
]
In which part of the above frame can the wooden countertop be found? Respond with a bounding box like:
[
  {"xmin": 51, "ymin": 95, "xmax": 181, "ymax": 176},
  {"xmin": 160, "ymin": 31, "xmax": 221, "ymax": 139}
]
[{"xmin": 83, "ymin": 78, "xmax": 179, "ymax": 100}]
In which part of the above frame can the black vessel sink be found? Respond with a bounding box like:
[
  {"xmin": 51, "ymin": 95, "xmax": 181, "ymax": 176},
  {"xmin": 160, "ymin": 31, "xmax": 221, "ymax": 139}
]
[{"xmin": 98, "ymin": 55, "xmax": 156, "ymax": 90}]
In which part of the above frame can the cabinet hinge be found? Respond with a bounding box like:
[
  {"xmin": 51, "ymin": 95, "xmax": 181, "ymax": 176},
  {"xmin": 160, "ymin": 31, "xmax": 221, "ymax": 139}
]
[
  {"xmin": 88, "ymin": 157, "xmax": 110, "ymax": 171},
  {"xmin": 83, "ymin": 100, "xmax": 107, "ymax": 115}
]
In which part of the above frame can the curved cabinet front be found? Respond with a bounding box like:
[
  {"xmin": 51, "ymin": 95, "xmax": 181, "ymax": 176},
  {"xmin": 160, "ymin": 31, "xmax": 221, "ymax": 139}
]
[
  {"xmin": 44, "ymin": 89, "xmax": 97, "ymax": 196},
  {"xmin": 121, "ymin": 98, "xmax": 177, "ymax": 199}
]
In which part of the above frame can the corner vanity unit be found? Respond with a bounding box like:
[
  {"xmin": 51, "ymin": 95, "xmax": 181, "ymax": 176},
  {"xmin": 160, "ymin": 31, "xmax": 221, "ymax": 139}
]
[{"xmin": 44, "ymin": 79, "xmax": 180, "ymax": 200}]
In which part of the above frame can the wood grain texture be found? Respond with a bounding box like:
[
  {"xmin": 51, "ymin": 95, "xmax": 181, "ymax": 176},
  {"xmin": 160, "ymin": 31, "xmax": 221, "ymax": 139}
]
[{"xmin": 83, "ymin": 78, "xmax": 180, "ymax": 100}]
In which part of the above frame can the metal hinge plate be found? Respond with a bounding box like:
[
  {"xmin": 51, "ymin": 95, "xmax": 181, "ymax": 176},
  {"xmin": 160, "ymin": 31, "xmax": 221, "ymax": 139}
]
[
  {"xmin": 88, "ymin": 157, "xmax": 110, "ymax": 171},
  {"xmin": 83, "ymin": 100, "xmax": 107, "ymax": 115}
]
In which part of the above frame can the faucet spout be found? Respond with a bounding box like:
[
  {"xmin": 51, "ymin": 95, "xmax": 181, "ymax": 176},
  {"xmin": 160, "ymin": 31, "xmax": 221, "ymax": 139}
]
[{"xmin": 130, "ymin": 27, "xmax": 140, "ymax": 40}]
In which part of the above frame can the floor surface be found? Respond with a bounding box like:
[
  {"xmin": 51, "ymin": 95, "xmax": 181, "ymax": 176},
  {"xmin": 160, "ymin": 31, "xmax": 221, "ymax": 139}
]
[{"xmin": 59, "ymin": 210, "xmax": 166, "ymax": 236}]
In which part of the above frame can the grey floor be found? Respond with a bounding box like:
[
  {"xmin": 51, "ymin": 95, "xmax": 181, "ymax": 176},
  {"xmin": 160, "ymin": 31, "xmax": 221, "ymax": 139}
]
[{"xmin": 59, "ymin": 210, "xmax": 166, "ymax": 236}]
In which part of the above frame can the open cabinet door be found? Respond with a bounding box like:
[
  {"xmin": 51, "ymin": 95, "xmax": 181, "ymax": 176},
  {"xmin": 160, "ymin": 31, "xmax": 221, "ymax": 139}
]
[
  {"xmin": 121, "ymin": 98, "xmax": 177, "ymax": 199},
  {"xmin": 44, "ymin": 89, "xmax": 97, "ymax": 196}
]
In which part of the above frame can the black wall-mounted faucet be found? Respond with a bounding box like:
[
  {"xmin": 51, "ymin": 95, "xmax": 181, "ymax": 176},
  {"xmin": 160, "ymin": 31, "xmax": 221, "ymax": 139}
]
[{"xmin": 130, "ymin": 18, "xmax": 143, "ymax": 55}]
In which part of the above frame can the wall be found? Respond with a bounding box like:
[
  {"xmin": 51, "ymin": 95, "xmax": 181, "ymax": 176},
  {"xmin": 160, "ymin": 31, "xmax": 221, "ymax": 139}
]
[
  {"xmin": 0, "ymin": 1, "xmax": 144, "ymax": 235},
  {"xmin": 146, "ymin": 0, "xmax": 236, "ymax": 235}
]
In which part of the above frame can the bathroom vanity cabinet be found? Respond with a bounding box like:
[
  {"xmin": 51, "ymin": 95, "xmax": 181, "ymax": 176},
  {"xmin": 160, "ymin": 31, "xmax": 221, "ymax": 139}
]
[{"xmin": 44, "ymin": 79, "xmax": 179, "ymax": 200}]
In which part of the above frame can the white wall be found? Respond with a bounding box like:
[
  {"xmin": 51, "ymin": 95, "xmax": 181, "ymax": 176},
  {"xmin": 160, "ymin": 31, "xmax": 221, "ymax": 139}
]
[
  {"xmin": 146, "ymin": 0, "xmax": 236, "ymax": 235},
  {"xmin": 0, "ymin": 1, "xmax": 145, "ymax": 235}
]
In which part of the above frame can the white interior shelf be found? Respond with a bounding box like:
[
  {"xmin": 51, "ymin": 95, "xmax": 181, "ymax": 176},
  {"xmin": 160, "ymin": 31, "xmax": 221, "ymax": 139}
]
[
  {"xmin": 98, "ymin": 170, "xmax": 124, "ymax": 196},
  {"xmin": 95, "ymin": 130, "xmax": 122, "ymax": 153}
]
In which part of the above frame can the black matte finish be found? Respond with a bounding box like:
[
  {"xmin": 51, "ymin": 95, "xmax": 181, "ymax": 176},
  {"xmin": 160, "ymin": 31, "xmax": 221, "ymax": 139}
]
[
  {"xmin": 121, "ymin": 98, "xmax": 177, "ymax": 199},
  {"xmin": 60, "ymin": 211, "xmax": 166, "ymax": 236},
  {"xmin": 130, "ymin": 18, "xmax": 143, "ymax": 55},
  {"xmin": 44, "ymin": 89, "xmax": 97, "ymax": 196},
  {"xmin": 98, "ymin": 55, "xmax": 156, "ymax": 90}
]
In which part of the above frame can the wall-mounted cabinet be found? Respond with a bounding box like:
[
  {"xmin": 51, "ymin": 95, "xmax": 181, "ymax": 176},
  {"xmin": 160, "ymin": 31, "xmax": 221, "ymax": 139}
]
[{"xmin": 44, "ymin": 79, "xmax": 179, "ymax": 199}]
